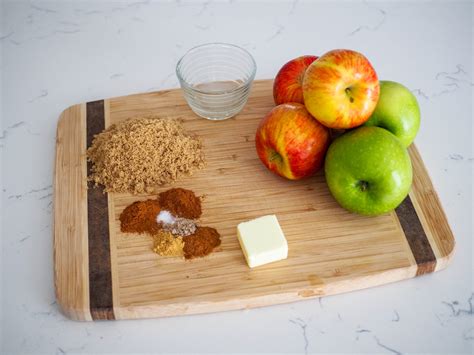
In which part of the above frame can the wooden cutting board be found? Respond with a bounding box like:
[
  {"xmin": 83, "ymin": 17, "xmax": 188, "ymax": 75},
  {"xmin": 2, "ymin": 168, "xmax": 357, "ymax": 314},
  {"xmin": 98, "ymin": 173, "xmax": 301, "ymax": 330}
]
[{"xmin": 54, "ymin": 80, "xmax": 455, "ymax": 321}]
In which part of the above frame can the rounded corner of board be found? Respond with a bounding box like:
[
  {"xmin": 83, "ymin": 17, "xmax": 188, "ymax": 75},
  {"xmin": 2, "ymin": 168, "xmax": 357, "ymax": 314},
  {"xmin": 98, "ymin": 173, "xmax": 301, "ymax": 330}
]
[
  {"xmin": 57, "ymin": 103, "xmax": 84, "ymax": 124},
  {"xmin": 434, "ymin": 238, "xmax": 456, "ymax": 272},
  {"xmin": 55, "ymin": 297, "xmax": 92, "ymax": 322},
  {"xmin": 58, "ymin": 102, "xmax": 79, "ymax": 115}
]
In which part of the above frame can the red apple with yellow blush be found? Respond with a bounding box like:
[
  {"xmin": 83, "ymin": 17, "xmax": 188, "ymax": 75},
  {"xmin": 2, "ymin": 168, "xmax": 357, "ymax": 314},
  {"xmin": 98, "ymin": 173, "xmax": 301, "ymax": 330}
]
[
  {"xmin": 273, "ymin": 55, "xmax": 318, "ymax": 105},
  {"xmin": 303, "ymin": 49, "xmax": 379, "ymax": 129},
  {"xmin": 255, "ymin": 103, "xmax": 330, "ymax": 180}
]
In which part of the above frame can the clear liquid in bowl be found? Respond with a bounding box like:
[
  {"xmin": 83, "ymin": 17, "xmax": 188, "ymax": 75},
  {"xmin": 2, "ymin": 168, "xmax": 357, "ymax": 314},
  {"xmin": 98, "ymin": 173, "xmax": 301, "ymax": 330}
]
[
  {"xmin": 176, "ymin": 43, "xmax": 256, "ymax": 120},
  {"xmin": 193, "ymin": 80, "xmax": 244, "ymax": 93},
  {"xmin": 187, "ymin": 79, "xmax": 250, "ymax": 120}
]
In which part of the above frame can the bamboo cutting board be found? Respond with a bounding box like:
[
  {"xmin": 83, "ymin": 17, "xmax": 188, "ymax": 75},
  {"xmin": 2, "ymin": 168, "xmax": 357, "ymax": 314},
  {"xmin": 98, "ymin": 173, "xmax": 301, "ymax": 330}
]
[{"xmin": 54, "ymin": 80, "xmax": 455, "ymax": 321}]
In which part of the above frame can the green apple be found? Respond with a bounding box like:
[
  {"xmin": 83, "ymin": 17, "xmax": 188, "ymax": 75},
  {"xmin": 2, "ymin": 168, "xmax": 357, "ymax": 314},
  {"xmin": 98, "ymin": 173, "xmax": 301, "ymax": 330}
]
[
  {"xmin": 325, "ymin": 126, "xmax": 412, "ymax": 216},
  {"xmin": 364, "ymin": 80, "xmax": 420, "ymax": 147}
]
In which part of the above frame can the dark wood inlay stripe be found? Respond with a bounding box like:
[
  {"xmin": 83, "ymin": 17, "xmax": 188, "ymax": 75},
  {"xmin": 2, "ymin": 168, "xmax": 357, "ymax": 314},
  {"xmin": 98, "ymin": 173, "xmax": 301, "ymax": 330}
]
[
  {"xmin": 395, "ymin": 195, "xmax": 436, "ymax": 275},
  {"xmin": 86, "ymin": 100, "xmax": 115, "ymax": 320}
]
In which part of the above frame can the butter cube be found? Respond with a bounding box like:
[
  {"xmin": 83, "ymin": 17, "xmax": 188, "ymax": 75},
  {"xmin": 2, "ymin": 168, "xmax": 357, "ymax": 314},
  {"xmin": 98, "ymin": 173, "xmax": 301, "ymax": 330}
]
[{"xmin": 237, "ymin": 215, "xmax": 288, "ymax": 268}]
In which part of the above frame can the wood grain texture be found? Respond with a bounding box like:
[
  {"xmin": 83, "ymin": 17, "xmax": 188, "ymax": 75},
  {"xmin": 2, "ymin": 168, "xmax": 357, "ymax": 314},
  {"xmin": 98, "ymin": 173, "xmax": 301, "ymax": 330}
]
[
  {"xmin": 407, "ymin": 145, "xmax": 456, "ymax": 271},
  {"xmin": 395, "ymin": 196, "xmax": 436, "ymax": 275},
  {"xmin": 54, "ymin": 103, "xmax": 91, "ymax": 321},
  {"xmin": 86, "ymin": 100, "xmax": 115, "ymax": 320},
  {"xmin": 54, "ymin": 80, "xmax": 455, "ymax": 321}
]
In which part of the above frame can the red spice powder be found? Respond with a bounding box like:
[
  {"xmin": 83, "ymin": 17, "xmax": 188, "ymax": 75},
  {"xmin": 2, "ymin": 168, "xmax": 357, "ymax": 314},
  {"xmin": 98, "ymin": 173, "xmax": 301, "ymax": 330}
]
[{"xmin": 119, "ymin": 199, "xmax": 161, "ymax": 234}]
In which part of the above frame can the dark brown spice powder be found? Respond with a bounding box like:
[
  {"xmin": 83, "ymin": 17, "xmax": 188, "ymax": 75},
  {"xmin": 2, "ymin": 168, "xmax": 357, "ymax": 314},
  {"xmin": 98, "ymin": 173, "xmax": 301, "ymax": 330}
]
[
  {"xmin": 183, "ymin": 226, "xmax": 221, "ymax": 259},
  {"xmin": 159, "ymin": 188, "xmax": 202, "ymax": 219}
]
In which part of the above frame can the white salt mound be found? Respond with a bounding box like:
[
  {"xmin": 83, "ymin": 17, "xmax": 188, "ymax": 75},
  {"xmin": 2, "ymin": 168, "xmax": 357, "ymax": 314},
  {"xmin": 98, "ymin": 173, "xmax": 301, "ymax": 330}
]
[{"xmin": 157, "ymin": 210, "xmax": 175, "ymax": 225}]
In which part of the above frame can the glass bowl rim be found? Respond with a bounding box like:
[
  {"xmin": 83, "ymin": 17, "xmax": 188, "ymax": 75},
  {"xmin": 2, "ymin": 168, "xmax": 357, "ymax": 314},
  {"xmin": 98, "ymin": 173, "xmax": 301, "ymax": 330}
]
[{"xmin": 175, "ymin": 42, "xmax": 257, "ymax": 95}]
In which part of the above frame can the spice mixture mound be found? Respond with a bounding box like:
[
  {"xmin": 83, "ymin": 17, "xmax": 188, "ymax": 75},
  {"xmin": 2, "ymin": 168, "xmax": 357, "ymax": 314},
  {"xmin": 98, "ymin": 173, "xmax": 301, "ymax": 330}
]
[
  {"xmin": 153, "ymin": 230, "xmax": 184, "ymax": 257},
  {"xmin": 119, "ymin": 187, "xmax": 221, "ymax": 260},
  {"xmin": 87, "ymin": 116, "xmax": 205, "ymax": 194},
  {"xmin": 159, "ymin": 188, "xmax": 202, "ymax": 219},
  {"xmin": 119, "ymin": 199, "xmax": 161, "ymax": 234},
  {"xmin": 183, "ymin": 226, "xmax": 221, "ymax": 259},
  {"xmin": 161, "ymin": 217, "xmax": 197, "ymax": 237}
]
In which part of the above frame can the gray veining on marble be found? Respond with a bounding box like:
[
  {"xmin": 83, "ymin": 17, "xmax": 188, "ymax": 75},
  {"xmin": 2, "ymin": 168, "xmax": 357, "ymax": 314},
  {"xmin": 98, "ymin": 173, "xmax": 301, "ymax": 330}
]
[{"xmin": 1, "ymin": 0, "xmax": 472, "ymax": 354}]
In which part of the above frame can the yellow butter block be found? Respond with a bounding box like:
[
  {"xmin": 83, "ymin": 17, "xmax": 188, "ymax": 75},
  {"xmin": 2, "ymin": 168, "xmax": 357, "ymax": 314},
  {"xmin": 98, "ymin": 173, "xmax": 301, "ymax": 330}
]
[{"xmin": 237, "ymin": 215, "xmax": 288, "ymax": 268}]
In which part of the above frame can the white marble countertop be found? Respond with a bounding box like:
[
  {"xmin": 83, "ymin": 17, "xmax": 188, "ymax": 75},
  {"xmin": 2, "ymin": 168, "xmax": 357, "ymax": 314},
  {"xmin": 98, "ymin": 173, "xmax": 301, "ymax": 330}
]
[{"xmin": 1, "ymin": 1, "xmax": 473, "ymax": 354}]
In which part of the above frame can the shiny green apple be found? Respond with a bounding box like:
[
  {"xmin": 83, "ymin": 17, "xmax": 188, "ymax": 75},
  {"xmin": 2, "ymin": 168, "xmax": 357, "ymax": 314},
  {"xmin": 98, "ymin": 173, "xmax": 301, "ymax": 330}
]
[
  {"xmin": 324, "ymin": 126, "xmax": 412, "ymax": 216},
  {"xmin": 363, "ymin": 80, "xmax": 420, "ymax": 147}
]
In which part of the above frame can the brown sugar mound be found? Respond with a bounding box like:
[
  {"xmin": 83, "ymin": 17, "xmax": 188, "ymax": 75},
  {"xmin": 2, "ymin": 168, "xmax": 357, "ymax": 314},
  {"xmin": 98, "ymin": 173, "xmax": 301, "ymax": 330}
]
[
  {"xmin": 87, "ymin": 116, "xmax": 205, "ymax": 194},
  {"xmin": 120, "ymin": 199, "xmax": 161, "ymax": 234},
  {"xmin": 183, "ymin": 226, "xmax": 221, "ymax": 259},
  {"xmin": 159, "ymin": 188, "xmax": 202, "ymax": 219}
]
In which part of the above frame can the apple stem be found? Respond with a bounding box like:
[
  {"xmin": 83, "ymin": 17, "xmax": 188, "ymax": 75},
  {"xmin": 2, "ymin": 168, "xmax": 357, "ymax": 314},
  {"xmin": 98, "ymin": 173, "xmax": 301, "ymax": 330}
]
[
  {"xmin": 345, "ymin": 87, "xmax": 355, "ymax": 103},
  {"xmin": 269, "ymin": 150, "xmax": 282, "ymax": 163},
  {"xmin": 358, "ymin": 180, "xmax": 369, "ymax": 192}
]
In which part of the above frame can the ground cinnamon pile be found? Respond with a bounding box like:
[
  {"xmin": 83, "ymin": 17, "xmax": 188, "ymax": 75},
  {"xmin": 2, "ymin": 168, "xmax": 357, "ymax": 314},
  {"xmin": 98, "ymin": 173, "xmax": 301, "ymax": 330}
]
[
  {"xmin": 119, "ymin": 187, "xmax": 221, "ymax": 259},
  {"xmin": 87, "ymin": 116, "xmax": 205, "ymax": 194},
  {"xmin": 119, "ymin": 199, "xmax": 161, "ymax": 234},
  {"xmin": 183, "ymin": 226, "xmax": 221, "ymax": 259},
  {"xmin": 159, "ymin": 188, "xmax": 202, "ymax": 219}
]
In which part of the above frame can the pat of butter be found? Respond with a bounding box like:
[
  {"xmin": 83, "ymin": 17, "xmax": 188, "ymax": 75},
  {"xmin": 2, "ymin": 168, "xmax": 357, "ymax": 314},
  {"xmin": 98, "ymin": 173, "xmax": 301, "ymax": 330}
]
[{"xmin": 237, "ymin": 215, "xmax": 288, "ymax": 268}]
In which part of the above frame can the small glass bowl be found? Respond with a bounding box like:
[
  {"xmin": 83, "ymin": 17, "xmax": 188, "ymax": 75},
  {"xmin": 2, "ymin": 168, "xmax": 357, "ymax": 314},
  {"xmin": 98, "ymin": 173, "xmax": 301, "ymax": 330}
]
[{"xmin": 176, "ymin": 43, "xmax": 257, "ymax": 120}]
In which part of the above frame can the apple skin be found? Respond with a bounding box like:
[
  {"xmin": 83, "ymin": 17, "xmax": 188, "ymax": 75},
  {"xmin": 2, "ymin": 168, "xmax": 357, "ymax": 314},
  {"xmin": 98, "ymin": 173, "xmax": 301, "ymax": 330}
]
[
  {"xmin": 324, "ymin": 126, "xmax": 412, "ymax": 216},
  {"xmin": 364, "ymin": 80, "xmax": 420, "ymax": 147},
  {"xmin": 255, "ymin": 103, "xmax": 330, "ymax": 180},
  {"xmin": 302, "ymin": 49, "xmax": 380, "ymax": 129},
  {"xmin": 273, "ymin": 55, "xmax": 318, "ymax": 105}
]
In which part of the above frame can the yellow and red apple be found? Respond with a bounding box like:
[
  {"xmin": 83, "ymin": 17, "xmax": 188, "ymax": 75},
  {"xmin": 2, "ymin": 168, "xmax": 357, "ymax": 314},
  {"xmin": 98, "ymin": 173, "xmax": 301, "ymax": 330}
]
[
  {"xmin": 255, "ymin": 103, "xmax": 330, "ymax": 180},
  {"xmin": 303, "ymin": 49, "xmax": 379, "ymax": 129},
  {"xmin": 273, "ymin": 55, "xmax": 318, "ymax": 105}
]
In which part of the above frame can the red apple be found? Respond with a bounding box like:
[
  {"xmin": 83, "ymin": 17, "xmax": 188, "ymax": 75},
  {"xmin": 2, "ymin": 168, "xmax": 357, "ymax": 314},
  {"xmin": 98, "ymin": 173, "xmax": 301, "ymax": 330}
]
[
  {"xmin": 273, "ymin": 55, "xmax": 318, "ymax": 105},
  {"xmin": 255, "ymin": 103, "xmax": 330, "ymax": 180},
  {"xmin": 302, "ymin": 49, "xmax": 379, "ymax": 129}
]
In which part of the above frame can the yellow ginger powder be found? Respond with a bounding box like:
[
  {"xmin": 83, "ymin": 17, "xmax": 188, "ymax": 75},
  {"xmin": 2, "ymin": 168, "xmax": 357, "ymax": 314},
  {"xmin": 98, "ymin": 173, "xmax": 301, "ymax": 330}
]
[{"xmin": 152, "ymin": 230, "xmax": 184, "ymax": 257}]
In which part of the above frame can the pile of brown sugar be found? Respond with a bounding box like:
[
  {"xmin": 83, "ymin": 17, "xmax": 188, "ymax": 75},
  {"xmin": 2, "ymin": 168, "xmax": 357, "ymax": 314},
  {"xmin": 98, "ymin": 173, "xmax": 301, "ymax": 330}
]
[
  {"xmin": 87, "ymin": 116, "xmax": 205, "ymax": 194},
  {"xmin": 119, "ymin": 188, "xmax": 221, "ymax": 259}
]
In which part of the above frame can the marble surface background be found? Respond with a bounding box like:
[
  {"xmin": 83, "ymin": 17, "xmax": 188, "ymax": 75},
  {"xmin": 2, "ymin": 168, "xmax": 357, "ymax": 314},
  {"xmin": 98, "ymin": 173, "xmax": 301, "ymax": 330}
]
[{"xmin": 1, "ymin": 0, "xmax": 472, "ymax": 354}]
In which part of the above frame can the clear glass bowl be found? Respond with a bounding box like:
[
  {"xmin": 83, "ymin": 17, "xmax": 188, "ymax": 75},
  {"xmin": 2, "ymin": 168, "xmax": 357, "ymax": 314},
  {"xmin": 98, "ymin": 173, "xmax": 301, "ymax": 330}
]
[{"xmin": 176, "ymin": 43, "xmax": 257, "ymax": 120}]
